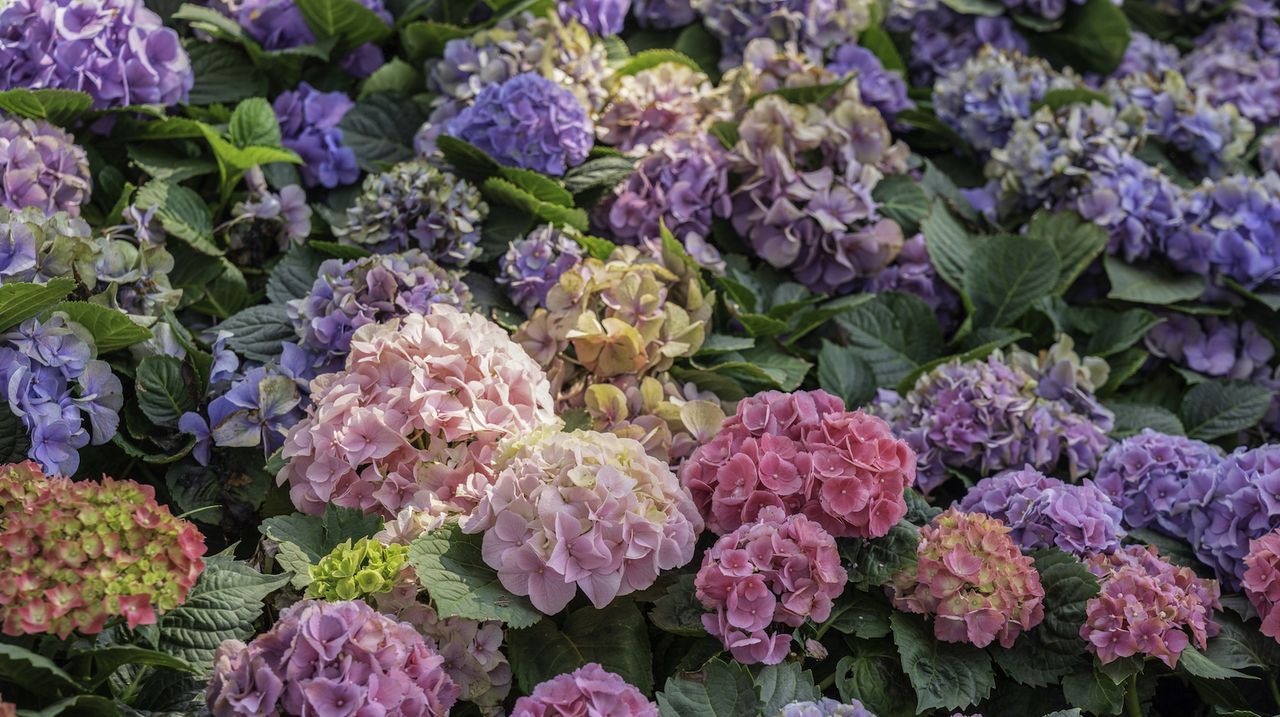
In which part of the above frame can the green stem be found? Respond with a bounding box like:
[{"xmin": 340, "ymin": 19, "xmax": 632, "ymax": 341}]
[
  {"xmin": 1125, "ymin": 674, "xmax": 1142, "ymax": 717},
  {"xmin": 816, "ymin": 672, "xmax": 836, "ymax": 692},
  {"xmin": 1268, "ymin": 672, "xmax": 1280, "ymax": 712}
]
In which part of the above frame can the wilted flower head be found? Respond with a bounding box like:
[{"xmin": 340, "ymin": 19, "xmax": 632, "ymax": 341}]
[
  {"xmin": 335, "ymin": 159, "xmax": 487, "ymax": 263},
  {"xmin": 279, "ymin": 306, "xmax": 557, "ymax": 519},
  {"xmin": 691, "ymin": 0, "xmax": 875, "ymax": 68},
  {"xmin": 1094, "ymin": 430, "xmax": 1222, "ymax": 535},
  {"xmin": 498, "ymin": 224, "xmax": 585, "ymax": 314},
  {"xmin": 558, "ymin": 0, "xmax": 630, "ymax": 35},
  {"xmin": 511, "ymin": 663, "xmax": 657, "ymax": 717},
  {"xmin": 935, "ymin": 47, "xmax": 1075, "ymax": 153},
  {"xmin": 187, "ymin": 361, "xmax": 306, "ymax": 461},
  {"xmin": 682, "ymin": 389, "xmax": 914, "ymax": 538},
  {"xmin": 696, "ymin": 506, "xmax": 847, "ymax": 664},
  {"xmin": 463, "ymin": 428, "xmax": 703, "ymax": 614},
  {"xmin": 1243, "ymin": 529, "xmax": 1280, "ymax": 642},
  {"xmin": 306, "ymin": 538, "xmax": 408, "ymax": 601},
  {"xmin": 216, "ymin": 0, "xmax": 392, "ymax": 77},
  {"xmin": 206, "ymin": 599, "xmax": 459, "ymax": 717},
  {"xmin": 582, "ymin": 373, "xmax": 726, "ymax": 463},
  {"xmin": 1164, "ymin": 173, "xmax": 1280, "ymax": 289},
  {"xmin": 1179, "ymin": 444, "xmax": 1280, "ymax": 588},
  {"xmin": 0, "ymin": 462, "xmax": 206, "ymax": 637},
  {"xmin": 0, "ymin": 115, "xmax": 90, "ymax": 217},
  {"xmin": 891, "ymin": 508, "xmax": 1045, "ymax": 648},
  {"xmin": 1082, "ymin": 545, "xmax": 1221, "ymax": 668},
  {"xmin": 1181, "ymin": 1, "xmax": 1280, "ymax": 125},
  {"xmin": 0, "ymin": 0, "xmax": 192, "ymax": 107},
  {"xmin": 957, "ymin": 466, "xmax": 1124, "ymax": 556},
  {"xmin": 0, "ymin": 206, "xmax": 93, "ymax": 284},
  {"xmin": 273, "ymin": 82, "xmax": 360, "ymax": 189},
  {"xmin": 597, "ymin": 63, "xmax": 720, "ymax": 155},
  {"xmin": 776, "ymin": 700, "xmax": 876, "ymax": 717},
  {"xmin": 1146, "ymin": 314, "xmax": 1276, "ymax": 380}
]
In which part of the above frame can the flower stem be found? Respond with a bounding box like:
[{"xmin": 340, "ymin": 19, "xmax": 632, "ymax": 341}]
[
  {"xmin": 1125, "ymin": 674, "xmax": 1142, "ymax": 717},
  {"xmin": 1269, "ymin": 671, "xmax": 1280, "ymax": 711}
]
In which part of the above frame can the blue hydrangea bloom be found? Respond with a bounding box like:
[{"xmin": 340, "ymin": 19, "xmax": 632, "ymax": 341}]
[
  {"xmin": 1094, "ymin": 429, "xmax": 1222, "ymax": 536},
  {"xmin": 1164, "ymin": 173, "xmax": 1280, "ymax": 289},
  {"xmin": 958, "ymin": 466, "xmax": 1125, "ymax": 556},
  {"xmin": 273, "ymin": 82, "xmax": 360, "ymax": 189},
  {"xmin": 934, "ymin": 47, "xmax": 1073, "ymax": 153},
  {"xmin": 559, "ymin": 0, "xmax": 630, "ymax": 35},
  {"xmin": 777, "ymin": 699, "xmax": 876, "ymax": 717},
  {"xmin": 498, "ymin": 225, "xmax": 584, "ymax": 314},
  {"xmin": 886, "ymin": 4, "xmax": 1027, "ymax": 86},
  {"xmin": 1179, "ymin": 444, "xmax": 1280, "ymax": 589},
  {"xmin": 827, "ymin": 44, "xmax": 914, "ymax": 122}
]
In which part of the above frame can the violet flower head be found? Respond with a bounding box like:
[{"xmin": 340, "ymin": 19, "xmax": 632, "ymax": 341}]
[
  {"xmin": 1181, "ymin": 1, "xmax": 1280, "ymax": 125},
  {"xmin": 447, "ymin": 72, "xmax": 594, "ymax": 177},
  {"xmin": 826, "ymin": 44, "xmax": 914, "ymax": 122},
  {"xmin": 934, "ymin": 47, "xmax": 1073, "ymax": 153},
  {"xmin": 1243, "ymin": 529, "xmax": 1280, "ymax": 643},
  {"xmin": 777, "ymin": 700, "xmax": 876, "ymax": 717},
  {"xmin": 1164, "ymin": 173, "xmax": 1280, "ymax": 289},
  {"xmin": 497, "ymin": 224, "xmax": 584, "ymax": 314},
  {"xmin": 218, "ymin": 0, "xmax": 392, "ymax": 78},
  {"xmin": 1111, "ymin": 31, "xmax": 1181, "ymax": 79},
  {"xmin": 559, "ymin": 0, "xmax": 630, "ymax": 35},
  {"xmin": 1145, "ymin": 313, "xmax": 1276, "ymax": 380},
  {"xmin": 597, "ymin": 64, "xmax": 718, "ymax": 155},
  {"xmin": 1073, "ymin": 146, "xmax": 1186, "ymax": 263},
  {"xmin": 691, "ymin": 0, "xmax": 875, "ymax": 68},
  {"xmin": 0, "ymin": 115, "xmax": 91, "ymax": 217},
  {"xmin": 886, "ymin": 5, "xmax": 1028, "ymax": 87},
  {"xmin": 696, "ymin": 506, "xmax": 848, "ymax": 665},
  {"xmin": 511, "ymin": 663, "xmax": 657, "ymax": 717},
  {"xmin": 1094, "ymin": 429, "xmax": 1222, "ymax": 536},
  {"xmin": 633, "ymin": 0, "xmax": 696, "ymax": 27},
  {"xmin": 273, "ymin": 83, "xmax": 360, "ymax": 189},
  {"xmin": 1179, "ymin": 444, "xmax": 1280, "ymax": 589},
  {"xmin": 233, "ymin": 169, "xmax": 312, "ymax": 248},
  {"xmin": 1261, "ymin": 132, "xmax": 1280, "ymax": 175},
  {"xmin": 999, "ymin": 0, "xmax": 1084, "ymax": 20}
]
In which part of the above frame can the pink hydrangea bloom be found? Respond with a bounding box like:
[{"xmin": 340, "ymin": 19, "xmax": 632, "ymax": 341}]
[
  {"xmin": 695, "ymin": 506, "xmax": 847, "ymax": 665},
  {"xmin": 0, "ymin": 699, "xmax": 13, "ymax": 717},
  {"xmin": 279, "ymin": 306, "xmax": 557, "ymax": 519},
  {"xmin": 1081, "ymin": 545, "xmax": 1221, "ymax": 668},
  {"xmin": 463, "ymin": 428, "xmax": 703, "ymax": 614},
  {"xmin": 1244, "ymin": 529, "xmax": 1280, "ymax": 641},
  {"xmin": 0, "ymin": 462, "xmax": 206, "ymax": 638},
  {"xmin": 681, "ymin": 389, "xmax": 914, "ymax": 538},
  {"xmin": 206, "ymin": 599, "xmax": 459, "ymax": 717},
  {"xmin": 511, "ymin": 663, "xmax": 657, "ymax": 717},
  {"xmin": 891, "ymin": 508, "xmax": 1045, "ymax": 648}
]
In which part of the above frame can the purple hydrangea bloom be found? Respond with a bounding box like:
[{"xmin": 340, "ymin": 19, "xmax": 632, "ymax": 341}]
[
  {"xmin": 777, "ymin": 699, "xmax": 876, "ymax": 717},
  {"xmin": 999, "ymin": 0, "xmax": 1084, "ymax": 21},
  {"xmin": 934, "ymin": 47, "xmax": 1073, "ymax": 153},
  {"xmin": 1094, "ymin": 429, "xmax": 1222, "ymax": 535},
  {"xmin": 1261, "ymin": 133, "xmax": 1280, "ymax": 174},
  {"xmin": 633, "ymin": 0, "xmax": 696, "ymax": 27},
  {"xmin": 232, "ymin": 168, "xmax": 312, "ymax": 248},
  {"xmin": 289, "ymin": 250, "xmax": 472, "ymax": 367},
  {"xmin": 1073, "ymin": 146, "xmax": 1186, "ymax": 263},
  {"xmin": 0, "ymin": 115, "xmax": 91, "ymax": 217},
  {"xmin": 865, "ymin": 234, "xmax": 963, "ymax": 333},
  {"xmin": 691, "ymin": 0, "xmax": 874, "ymax": 68},
  {"xmin": 1145, "ymin": 313, "xmax": 1275, "ymax": 380},
  {"xmin": 597, "ymin": 64, "xmax": 717, "ymax": 156},
  {"xmin": 1164, "ymin": 173, "xmax": 1280, "ymax": 289},
  {"xmin": 0, "ymin": 207, "xmax": 43, "ymax": 283},
  {"xmin": 216, "ymin": 0, "xmax": 392, "ymax": 78},
  {"xmin": 559, "ymin": 0, "xmax": 630, "ymax": 35},
  {"xmin": 273, "ymin": 83, "xmax": 360, "ymax": 189},
  {"xmin": 0, "ymin": 314, "xmax": 122, "ymax": 475},
  {"xmin": 0, "ymin": 0, "xmax": 192, "ymax": 108},
  {"xmin": 1178, "ymin": 444, "xmax": 1280, "ymax": 588},
  {"xmin": 1181, "ymin": 0, "xmax": 1280, "ymax": 125},
  {"xmin": 497, "ymin": 224, "xmax": 584, "ymax": 314},
  {"xmin": 1111, "ymin": 31, "xmax": 1181, "ymax": 79},
  {"xmin": 826, "ymin": 44, "xmax": 914, "ymax": 122},
  {"xmin": 886, "ymin": 5, "xmax": 1028, "ymax": 87},
  {"xmin": 958, "ymin": 466, "xmax": 1124, "ymax": 556}
]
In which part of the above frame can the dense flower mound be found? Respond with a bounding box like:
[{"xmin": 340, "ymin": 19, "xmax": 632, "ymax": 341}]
[
  {"xmin": 463, "ymin": 428, "xmax": 703, "ymax": 614},
  {"xmin": 1164, "ymin": 173, "xmax": 1280, "ymax": 290},
  {"xmin": 957, "ymin": 466, "xmax": 1124, "ymax": 556},
  {"xmin": 1181, "ymin": 0, "xmax": 1280, "ymax": 125},
  {"xmin": 0, "ymin": 0, "xmax": 192, "ymax": 108},
  {"xmin": 1146, "ymin": 314, "xmax": 1275, "ymax": 380},
  {"xmin": 289, "ymin": 250, "xmax": 472, "ymax": 369},
  {"xmin": 0, "ymin": 462, "xmax": 206, "ymax": 637},
  {"xmin": 279, "ymin": 306, "xmax": 557, "ymax": 519},
  {"xmin": 0, "ymin": 115, "xmax": 90, "ymax": 216},
  {"xmin": 1243, "ymin": 529, "xmax": 1280, "ymax": 641},
  {"xmin": 826, "ymin": 43, "xmax": 913, "ymax": 122},
  {"xmin": 335, "ymin": 159, "xmax": 487, "ymax": 262},
  {"xmin": 886, "ymin": 4, "xmax": 1027, "ymax": 86},
  {"xmin": 498, "ymin": 224, "xmax": 584, "ymax": 314},
  {"xmin": 696, "ymin": 506, "xmax": 847, "ymax": 665},
  {"xmin": 1113, "ymin": 31, "xmax": 1181, "ymax": 78},
  {"xmin": 1180, "ymin": 445, "xmax": 1280, "ymax": 589},
  {"xmin": 777, "ymin": 700, "xmax": 876, "ymax": 717},
  {"xmin": 218, "ymin": 0, "xmax": 392, "ymax": 77},
  {"xmin": 597, "ymin": 64, "xmax": 719, "ymax": 155},
  {"xmin": 582, "ymin": 374, "xmax": 726, "ymax": 464},
  {"xmin": 691, "ymin": 0, "xmax": 875, "ymax": 68},
  {"xmin": 305, "ymin": 537, "xmax": 408, "ymax": 601},
  {"xmin": 891, "ymin": 508, "xmax": 1045, "ymax": 648},
  {"xmin": 447, "ymin": 72, "xmax": 594, "ymax": 176},
  {"xmin": 206, "ymin": 599, "xmax": 459, "ymax": 717},
  {"xmin": 1072, "ymin": 145, "xmax": 1186, "ymax": 263},
  {"xmin": 1081, "ymin": 545, "xmax": 1221, "ymax": 668},
  {"xmin": 934, "ymin": 47, "xmax": 1074, "ymax": 153},
  {"xmin": 682, "ymin": 389, "xmax": 914, "ymax": 538},
  {"xmin": 511, "ymin": 663, "xmax": 657, "ymax": 717},
  {"xmin": 1094, "ymin": 430, "xmax": 1222, "ymax": 535},
  {"xmin": 273, "ymin": 82, "xmax": 360, "ymax": 189}
]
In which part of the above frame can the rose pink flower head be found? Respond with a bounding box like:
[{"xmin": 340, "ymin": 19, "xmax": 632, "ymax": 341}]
[
  {"xmin": 463, "ymin": 428, "xmax": 703, "ymax": 614},
  {"xmin": 1081, "ymin": 545, "xmax": 1221, "ymax": 668},
  {"xmin": 511, "ymin": 663, "xmax": 657, "ymax": 717},
  {"xmin": 890, "ymin": 508, "xmax": 1044, "ymax": 649},
  {"xmin": 1245, "ymin": 529, "xmax": 1280, "ymax": 642},
  {"xmin": 279, "ymin": 306, "xmax": 557, "ymax": 519},
  {"xmin": 695, "ymin": 506, "xmax": 847, "ymax": 665},
  {"xmin": 681, "ymin": 389, "xmax": 914, "ymax": 539}
]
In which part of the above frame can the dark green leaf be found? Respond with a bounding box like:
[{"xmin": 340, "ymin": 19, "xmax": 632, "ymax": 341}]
[
  {"xmin": 756, "ymin": 662, "xmax": 818, "ymax": 715},
  {"xmin": 672, "ymin": 24, "xmax": 721, "ymax": 79},
  {"xmin": 401, "ymin": 21, "xmax": 469, "ymax": 63},
  {"xmin": 1029, "ymin": 0, "xmax": 1132, "ymax": 75},
  {"xmin": 871, "ymin": 176, "xmax": 929, "ymax": 235},
  {"xmin": 834, "ymin": 292, "xmax": 944, "ymax": 387},
  {"xmin": 823, "ymin": 590, "xmax": 893, "ymax": 639},
  {"xmin": 267, "ymin": 246, "xmax": 327, "ymax": 304},
  {"xmin": 1033, "ymin": 88, "xmax": 1112, "ymax": 112},
  {"xmin": 135, "ymin": 181, "xmax": 220, "ymax": 255},
  {"xmin": 818, "ymin": 341, "xmax": 877, "ymax": 409},
  {"xmin": 843, "ymin": 521, "xmax": 920, "ymax": 590},
  {"xmin": 0, "ymin": 88, "xmax": 92, "ymax": 125},
  {"xmin": 54, "ymin": 302, "xmax": 153, "ymax": 353},
  {"xmin": 1025, "ymin": 211, "xmax": 1109, "ymax": 295},
  {"xmin": 891, "ymin": 612, "xmax": 995, "ymax": 712},
  {"xmin": 435, "ymin": 134, "xmax": 502, "ymax": 181},
  {"xmin": 1178, "ymin": 646, "xmax": 1255, "ymax": 681},
  {"xmin": 835, "ymin": 641, "xmax": 917, "ymax": 717},
  {"xmin": 219, "ymin": 304, "xmax": 294, "ymax": 363},
  {"xmin": 1106, "ymin": 402, "xmax": 1185, "ymax": 438},
  {"xmin": 563, "ymin": 156, "xmax": 635, "ymax": 195},
  {"xmin": 994, "ymin": 549, "xmax": 1099, "ymax": 686},
  {"xmin": 615, "ymin": 49, "xmax": 704, "ymax": 76},
  {"xmin": 136, "ymin": 355, "xmax": 197, "ymax": 428},
  {"xmin": 939, "ymin": 0, "xmax": 1003, "ymax": 14},
  {"xmin": 1179, "ymin": 379, "xmax": 1275, "ymax": 441},
  {"xmin": 507, "ymin": 601, "xmax": 654, "ymax": 695},
  {"xmin": 965, "ymin": 235, "xmax": 1060, "ymax": 328},
  {"xmin": 360, "ymin": 58, "xmax": 422, "ymax": 98},
  {"xmin": 483, "ymin": 177, "xmax": 589, "ymax": 231},
  {"xmin": 858, "ymin": 26, "xmax": 905, "ymax": 73},
  {"xmin": 498, "ymin": 167, "xmax": 574, "ymax": 207},
  {"xmin": 1103, "ymin": 254, "xmax": 1205, "ymax": 305},
  {"xmin": 656, "ymin": 659, "xmax": 758, "ymax": 717},
  {"xmin": 228, "ymin": 97, "xmax": 281, "ymax": 148},
  {"xmin": 295, "ymin": 0, "xmax": 392, "ymax": 54},
  {"xmin": 649, "ymin": 574, "xmax": 706, "ymax": 636},
  {"xmin": 0, "ymin": 278, "xmax": 75, "ymax": 331},
  {"xmin": 0, "ymin": 642, "xmax": 81, "ymax": 694},
  {"xmin": 1084, "ymin": 309, "xmax": 1161, "ymax": 357},
  {"xmin": 406, "ymin": 522, "xmax": 541, "ymax": 627},
  {"xmin": 0, "ymin": 404, "xmax": 31, "ymax": 464},
  {"xmin": 921, "ymin": 201, "xmax": 973, "ymax": 293},
  {"xmin": 309, "ymin": 240, "xmax": 372, "ymax": 260},
  {"xmin": 1062, "ymin": 666, "xmax": 1125, "ymax": 716},
  {"xmin": 338, "ymin": 93, "xmax": 428, "ymax": 172},
  {"xmin": 187, "ymin": 42, "xmax": 267, "ymax": 105}
]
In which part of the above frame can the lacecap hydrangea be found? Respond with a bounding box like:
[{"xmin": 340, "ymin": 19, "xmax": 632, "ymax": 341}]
[
  {"xmin": 497, "ymin": 224, "xmax": 584, "ymax": 315},
  {"xmin": 0, "ymin": 115, "xmax": 90, "ymax": 217},
  {"xmin": 462, "ymin": 428, "xmax": 703, "ymax": 614},
  {"xmin": 0, "ymin": 462, "xmax": 206, "ymax": 637},
  {"xmin": 1243, "ymin": 529, "xmax": 1280, "ymax": 642},
  {"xmin": 273, "ymin": 82, "xmax": 360, "ymax": 189},
  {"xmin": 511, "ymin": 663, "xmax": 657, "ymax": 717},
  {"xmin": 1179, "ymin": 444, "xmax": 1280, "ymax": 589},
  {"xmin": 1093, "ymin": 429, "xmax": 1222, "ymax": 535},
  {"xmin": 957, "ymin": 466, "xmax": 1124, "ymax": 556}
]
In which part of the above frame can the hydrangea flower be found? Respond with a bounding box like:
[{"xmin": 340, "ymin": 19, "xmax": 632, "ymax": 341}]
[
  {"xmin": 1145, "ymin": 314, "xmax": 1275, "ymax": 380},
  {"xmin": 696, "ymin": 506, "xmax": 847, "ymax": 664},
  {"xmin": 289, "ymin": 250, "xmax": 472, "ymax": 370},
  {"xmin": 0, "ymin": 206, "xmax": 91, "ymax": 284},
  {"xmin": 1111, "ymin": 31, "xmax": 1181, "ymax": 78},
  {"xmin": 279, "ymin": 307, "xmax": 557, "ymax": 519},
  {"xmin": 447, "ymin": 72, "xmax": 593, "ymax": 176},
  {"xmin": 0, "ymin": 462, "xmax": 206, "ymax": 637},
  {"xmin": 190, "ymin": 362, "xmax": 307, "ymax": 460},
  {"xmin": 1072, "ymin": 146, "xmax": 1186, "ymax": 263},
  {"xmin": 891, "ymin": 508, "xmax": 1045, "ymax": 648},
  {"xmin": 1243, "ymin": 529, "xmax": 1280, "ymax": 642},
  {"xmin": 0, "ymin": 0, "xmax": 192, "ymax": 108},
  {"xmin": 777, "ymin": 700, "xmax": 876, "ymax": 717},
  {"xmin": 826, "ymin": 44, "xmax": 914, "ymax": 122},
  {"xmin": 306, "ymin": 538, "xmax": 408, "ymax": 601},
  {"xmin": 865, "ymin": 234, "xmax": 963, "ymax": 333},
  {"xmin": 0, "ymin": 115, "xmax": 90, "ymax": 217},
  {"xmin": 582, "ymin": 374, "xmax": 726, "ymax": 463},
  {"xmin": 1178, "ymin": 445, "xmax": 1280, "ymax": 588},
  {"xmin": 1261, "ymin": 132, "xmax": 1280, "ymax": 174},
  {"xmin": 463, "ymin": 428, "xmax": 702, "ymax": 614},
  {"xmin": 0, "ymin": 700, "xmax": 13, "ymax": 717},
  {"xmin": 1081, "ymin": 545, "xmax": 1221, "ymax": 668},
  {"xmin": 273, "ymin": 82, "xmax": 360, "ymax": 189},
  {"xmin": 498, "ymin": 224, "xmax": 584, "ymax": 314},
  {"xmin": 957, "ymin": 466, "xmax": 1124, "ymax": 556},
  {"xmin": 632, "ymin": 0, "xmax": 696, "ymax": 27},
  {"xmin": 334, "ymin": 159, "xmax": 487, "ymax": 262},
  {"xmin": 934, "ymin": 47, "xmax": 1073, "ymax": 153},
  {"xmin": 230, "ymin": 167, "xmax": 312, "ymax": 249},
  {"xmin": 216, "ymin": 0, "xmax": 392, "ymax": 78},
  {"xmin": 691, "ymin": 0, "xmax": 874, "ymax": 68},
  {"xmin": 1181, "ymin": 0, "xmax": 1280, "ymax": 125},
  {"xmin": 206, "ymin": 599, "xmax": 459, "ymax": 717},
  {"xmin": 597, "ymin": 64, "xmax": 720, "ymax": 155},
  {"xmin": 559, "ymin": 0, "xmax": 630, "ymax": 35},
  {"xmin": 1164, "ymin": 173, "xmax": 1280, "ymax": 289},
  {"xmin": 511, "ymin": 664, "xmax": 657, "ymax": 717},
  {"xmin": 0, "ymin": 314, "xmax": 122, "ymax": 475},
  {"xmin": 886, "ymin": 5, "xmax": 1028, "ymax": 86},
  {"xmin": 1094, "ymin": 430, "xmax": 1222, "ymax": 535},
  {"xmin": 682, "ymin": 389, "xmax": 913, "ymax": 538}
]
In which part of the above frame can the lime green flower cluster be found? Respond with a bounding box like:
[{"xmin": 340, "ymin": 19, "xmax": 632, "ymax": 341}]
[{"xmin": 305, "ymin": 538, "xmax": 409, "ymax": 601}]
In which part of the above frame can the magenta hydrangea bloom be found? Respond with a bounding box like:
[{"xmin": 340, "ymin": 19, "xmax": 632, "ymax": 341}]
[
  {"xmin": 279, "ymin": 306, "xmax": 557, "ymax": 519},
  {"xmin": 0, "ymin": 0, "xmax": 192, "ymax": 108},
  {"xmin": 463, "ymin": 428, "xmax": 702, "ymax": 614},
  {"xmin": 1081, "ymin": 545, "xmax": 1221, "ymax": 669},
  {"xmin": 1243, "ymin": 529, "xmax": 1280, "ymax": 642},
  {"xmin": 511, "ymin": 663, "xmax": 657, "ymax": 717},
  {"xmin": 1093, "ymin": 429, "xmax": 1222, "ymax": 535},
  {"xmin": 206, "ymin": 599, "xmax": 459, "ymax": 717},
  {"xmin": 682, "ymin": 389, "xmax": 914, "ymax": 539},
  {"xmin": 696, "ymin": 506, "xmax": 847, "ymax": 665},
  {"xmin": 0, "ymin": 115, "xmax": 90, "ymax": 217},
  {"xmin": 1179, "ymin": 445, "xmax": 1280, "ymax": 589}
]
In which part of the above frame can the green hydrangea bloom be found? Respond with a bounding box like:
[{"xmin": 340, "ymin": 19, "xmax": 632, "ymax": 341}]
[{"xmin": 306, "ymin": 538, "xmax": 409, "ymax": 601}]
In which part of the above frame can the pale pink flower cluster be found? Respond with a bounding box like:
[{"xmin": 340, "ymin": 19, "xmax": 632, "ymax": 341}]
[
  {"xmin": 279, "ymin": 306, "xmax": 557, "ymax": 519},
  {"xmin": 695, "ymin": 506, "xmax": 848, "ymax": 665},
  {"xmin": 681, "ymin": 389, "xmax": 914, "ymax": 539},
  {"xmin": 463, "ymin": 428, "xmax": 703, "ymax": 614},
  {"xmin": 1244, "ymin": 529, "xmax": 1280, "ymax": 642},
  {"xmin": 511, "ymin": 663, "xmax": 657, "ymax": 717}
]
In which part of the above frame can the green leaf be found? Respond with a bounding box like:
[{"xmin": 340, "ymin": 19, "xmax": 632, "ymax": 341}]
[
  {"xmin": 1207, "ymin": 611, "xmax": 1280, "ymax": 671},
  {"xmin": 266, "ymin": 245, "xmax": 327, "ymax": 304},
  {"xmin": 1062, "ymin": 666, "xmax": 1125, "ymax": 716},
  {"xmin": 570, "ymin": 234, "xmax": 618, "ymax": 261},
  {"xmin": 1033, "ymin": 88, "xmax": 1112, "ymax": 112},
  {"xmin": 435, "ymin": 134, "xmax": 502, "ymax": 181},
  {"xmin": 0, "ymin": 404, "xmax": 30, "ymax": 464},
  {"xmin": 1178, "ymin": 645, "xmax": 1256, "ymax": 681},
  {"xmin": 708, "ymin": 120, "xmax": 739, "ymax": 150},
  {"xmin": 406, "ymin": 522, "xmax": 541, "ymax": 628},
  {"xmin": 499, "ymin": 167, "xmax": 574, "ymax": 207},
  {"xmin": 401, "ymin": 21, "xmax": 469, "ymax": 63},
  {"xmin": 0, "ymin": 642, "xmax": 81, "ymax": 694},
  {"xmin": 74, "ymin": 646, "xmax": 197, "ymax": 690},
  {"xmin": 1025, "ymin": 211, "xmax": 1109, "ymax": 295},
  {"xmin": 994, "ymin": 550, "xmax": 1099, "ymax": 686},
  {"xmin": 360, "ymin": 58, "xmax": 423, "ymax": 98},
  {"xmin": 965, "ymin": 235, "xmax": 1060, "ymax": 328},
  {"xmin": 135, "ymin": 181, "xmax": 220, "ymax": 255},
  {"xmin": 672, "ymin": 23, "xmax": 721, "ymax": 79},
  {"xmin": 563, "ymin": 156, "xmax": 635, "ymax": 195},
  {"xmin": 54, "ymin": 303, "xmax": 152, "ymax": 353},
  {"xmin": 750, "ymin": 78, "xmax": 850, "ymax": 108},
  {"xmin": 697, "ymin": 334, "xmax": 756, "ymax": 357},
  {"xmin": 228, "ymin": 97, "xmax": 281, "ymax": 148},
  {"xmin": 871, "ymin": 176, "xmax": 929, "ymax": 235},
  {"xmin": 260, "ymin": 505, "xmax": 383, "ymax": 588},
  {"xmin": 188, "ymin": 260, "xmax": 251, "ymax": 319},
  {"xmin": 1084, "ymin": 308, "xmax": 1162, "ymax": 357},
  {"xmin": 338, "ymin": 93, "xmax": 428, "ymax": 172},
  {"xmin": 921, "ymin": 201, "xmax": 973, "ymax": 293},
  {"xmin": 843, "ymin": 521, "xmax": 920, "ymax": 590},
  {"xmin": 818, "ymin": 341, "xmax": 877, "ymax": 409},
  {"xmin": 127, "ymin": 144, "xmax": 218, "ymax": 184},
  {"xmin": 482, "ymin": 177, "xmax": 590, "ymax": 231},
  {"xmin": 891, "ymin": 612, "xmax": 995, "ymax": 713},
  {"xmin": 756, "ymin": 662, "xmax": 818, "ymax": 715},
  {"xmin": 0, "ymin": 278, "xmax": 75, "ymax": 331},
  {"xmin": 859, "ymin": 26, "xmax": 905, "ymax": 73},
  {"xmin": 187, "ymin": 42, "xmax": 267, "ymax": 105},
  {"xmin": 939, "ymin": 0, "xmax": 1003, "ymax": 14},
  {"xmin": 1179, "ymin": 379, "xmax": 1275, "ymax": 441},
  {"xmin": 1029, "ymin": 0, "xmax": 1132, "ymax": 74},
  {"xmin": 823, "ymin": 590, "xmax": 893, "ymax": 639},
  {"xmin": 615, "ymin": 49, "xmax": 704, "ymax": 76},
  {"xmin": 309, "ymin": 240, "xmax": 372, "ymax": 260},
  {"xmin": 1107, "ymin": 402, "xmax": 1185, "ymax": 438},
  {"xmin": 896, "ymin": 330, "xmax": 1027, "ymax": 394},
  {"xmin": 834, "ymin": 292, "xmax": 944, "ymax": 387},
  {"xmin": 295, "ymin": 0, "xmax": 392, "ymax": 54},
  {"xmin": 649, "ymin": 574, "xmax": 706, "ymax": 636},
  {"xmin": 656, "ymin": 659, "xmax": 759, "ymax": 717},
  {"xmin": 737, "ymin": 345, "xmax": 811, "ymax": 392},
  {"xmin": 219, "ymin": 304, "xmax": 294, "ymax": 363},
  {"xmin": 1104, "ymin": 255, "xmax": 1206, "ymax": 305},
  {"xmin": 136, "ymin": 355, "xmax": 197, "ymax": 428},
  {"xmin": 835, "ymin": 640, "xmax": 917, "ymax": 717},
  {"xmin": 507, "ymin": 601, "xmax": 654, "ymax": 695},
  {"xmin": 0, "ymin": 88, "xmax": 93, "ymax": 126}
]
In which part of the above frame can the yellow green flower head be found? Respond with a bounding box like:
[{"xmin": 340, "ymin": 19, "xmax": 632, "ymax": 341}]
[{"xmin": 306, "ymin": 538, "xmax": 409, "ymax": 602}]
